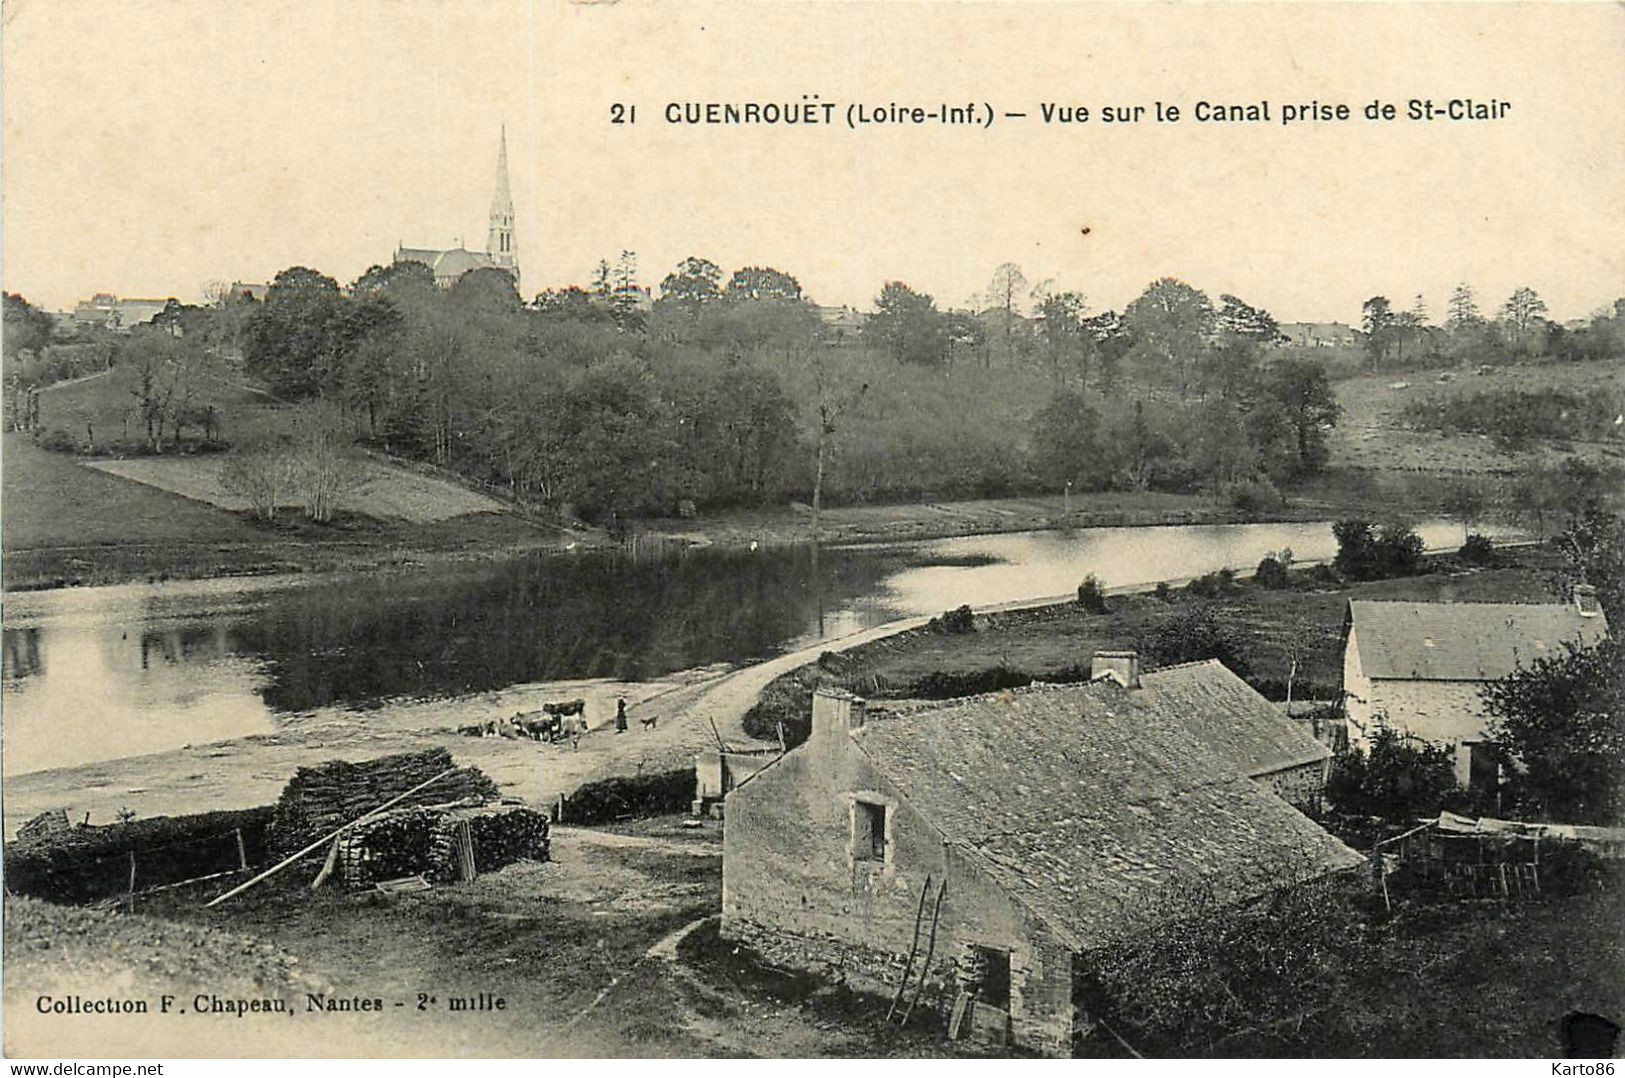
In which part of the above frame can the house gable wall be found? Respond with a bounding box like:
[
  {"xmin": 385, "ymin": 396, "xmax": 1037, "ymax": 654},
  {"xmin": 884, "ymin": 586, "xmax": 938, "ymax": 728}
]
[{"xmin": 722, "ymin": 731, "xmax": 1076, "ymax": 1055}]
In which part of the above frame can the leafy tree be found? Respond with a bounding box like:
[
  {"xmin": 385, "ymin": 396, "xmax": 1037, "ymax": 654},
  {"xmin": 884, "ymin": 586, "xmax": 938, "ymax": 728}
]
[
  {"xmin": 1498, "ymin": 285, "xmax": 1548, "ymax": 352},
  {"xmin": 1553, "ymin": 504, "xmax": 1625, "ymax": 624},
  {"xmin": 1083, "ymin": 310, "xmax": 1130, "ymax": 393},
  {"xmin": 1484, "ymin": 635, "xmax": 1623, "ymax": 824},
  {"xmin": 1360, "ymin": 296, "xmax": 1395, "ymax": 369},
  {"xmin": 1445, "ymin": 282, "xmax": 1482, "ymax": 333},
  {"xmin": 725, "ymin": 266, "xmax": 802, "ymax": 303},
  {"xmin": 865, "ymin": 281, "xmax": 947, "ymax": 365},
  {"xmin": 2, "ymin": 292, "xmax": 55, "ymax": 368},
  {"xmin": 449, "ymin": 267, "xmax": 522, "ymax": 315},
  {"xmin": 943, "ymin": 310, "xmax": 987, "ymax": 368},
  {"xmin": 1031, "ymin": 390, "xmax": 1104, "ymax": 489},
  {"xmin": 659, "ymin": 256, "xmax": 724, "ymax": 308},
  {"xmin": 1123, "ymin": 278, "xmax": 1214, "ymax": 397},
  {"xmin": 353, "ymin": 260, "xmax": 436, "ymax": 303},
  {"xmin": 1216, "ymin": 293, "xmax": 1281, "ymax": 344},
  {"xmin": 532, "ymin": 286, "xmax": 613, "ymax": 324},
  {"xmin": 244, "ymin": 267, "xmax": 346, "ymax": 397},
  {"xmin": 1256, "ymin": 358, "xmax": 1340, "ymax": 476},
  {"xmin": 1035, "ymin": 291, "xmax": 1089, "ymax": 386}
]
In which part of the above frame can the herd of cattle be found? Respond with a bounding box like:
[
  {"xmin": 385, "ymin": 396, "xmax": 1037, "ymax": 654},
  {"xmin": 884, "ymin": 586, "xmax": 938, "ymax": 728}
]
[{"xmin": 457, "ymin": 699, "xmax": 589, "ymax": 743}]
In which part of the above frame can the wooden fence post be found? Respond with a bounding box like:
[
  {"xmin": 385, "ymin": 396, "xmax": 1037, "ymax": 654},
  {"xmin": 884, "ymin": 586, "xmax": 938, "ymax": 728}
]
[
  {"xmin": 127, "ymin": 851, "xmax": 137, "ymax": 912},
  {"xmin": 235, "ymin": 828, "xmax": 248, "ymax": 871}
]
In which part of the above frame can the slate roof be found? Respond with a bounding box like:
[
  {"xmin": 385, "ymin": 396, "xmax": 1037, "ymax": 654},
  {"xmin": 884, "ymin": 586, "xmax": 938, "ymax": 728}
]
[
  {"xmin": 856, "ymin": 681, "xmax": 1362, "ymax": 951},
  {"xmin": 1137, "ymin": 660, "xmax": 1330, "ymax": 776},
  {"xmin": 1348, "ymin": 600, "xmax": 1609, "ymax": 682}
]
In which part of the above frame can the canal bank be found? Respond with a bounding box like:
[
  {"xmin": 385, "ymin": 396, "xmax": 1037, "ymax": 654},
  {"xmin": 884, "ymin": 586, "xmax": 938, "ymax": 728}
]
[{"xmin": 2, "ymin": 528, "xmax": 1533, "ymax": 835}]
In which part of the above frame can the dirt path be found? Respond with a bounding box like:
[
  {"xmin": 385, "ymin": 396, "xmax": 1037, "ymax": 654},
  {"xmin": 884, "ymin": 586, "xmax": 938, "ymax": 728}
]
[{"xmin": 0, "ymin": 576, "xmax": 1181, "ymax": 832}]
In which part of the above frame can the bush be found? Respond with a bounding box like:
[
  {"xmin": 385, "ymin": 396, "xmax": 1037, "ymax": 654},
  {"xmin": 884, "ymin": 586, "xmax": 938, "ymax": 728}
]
[
  {"xmin": 929, "ymin": 604, "xmax": 976, "ymax": 634},
  {"xmin": 1144, "ymin": 603, "xmax": 1251, "ymax": 678},
  {"xmin": 561, "ymin": 768, "xmax": 696, "ymax": 825},
  {"xmin": 1458, "ymin": 533, "xmax": 1496, "ymax": 565},
  {"xmin": 1228, "ymin": 476, "xmax": 1284, "ymax": 518},
  {"xmin": 1333, "ymin": 518, "xmax": 1425, "ymax": 580},
  {"xmin": 1153, "ymin": 581, "xmax": 1173, "ymax": 603},
  {"xmin": 1326, "ymin": 728, "xmax": 1459, "ymax": 820},
  {"xmin": 1077, "ymin": 574, "xmax": 1109, "ymax": 613},
  {"xmin": 36, "ymin": 428, "xmax": 79, "ymax": 454},
  {"xmin": 1186, "ymin": 568, "xmax": 1237, "ymax": 599},
  {"xmin": 1254, "ymin": 547, "xmax": 1294, "ymax": 589}
]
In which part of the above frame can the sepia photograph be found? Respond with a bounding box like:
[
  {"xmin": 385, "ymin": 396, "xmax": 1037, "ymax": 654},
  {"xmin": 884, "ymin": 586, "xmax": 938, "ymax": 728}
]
[{"xmin": 2, "ymin": 0, "xmax": 1622, "ymax": 1063}]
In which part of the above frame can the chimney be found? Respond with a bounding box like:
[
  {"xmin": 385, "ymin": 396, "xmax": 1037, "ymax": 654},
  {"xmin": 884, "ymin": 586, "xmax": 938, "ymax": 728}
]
[
  {"xmin": 1574, "ymin": 583, "xmax": 1602, "ymax": 618},
  {"xmin": 811, "ymin": 687, "xmax": 868, "ymax": 739},
  {"xmin": 1091, "ymin": 650, "xmax": 1140, "ymax": 689}
]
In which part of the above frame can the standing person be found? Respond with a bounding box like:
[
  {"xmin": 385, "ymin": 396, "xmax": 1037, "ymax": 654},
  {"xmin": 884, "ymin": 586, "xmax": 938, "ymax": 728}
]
[{"xmin": 615, "ymin": 698, "xmax": 628, "ymax": 734}]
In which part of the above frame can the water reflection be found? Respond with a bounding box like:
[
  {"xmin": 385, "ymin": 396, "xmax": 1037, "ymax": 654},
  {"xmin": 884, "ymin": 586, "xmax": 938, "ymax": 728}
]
[{"xmin": 1, "ymin": 518, "xmax": 1511, "ymax": 774}]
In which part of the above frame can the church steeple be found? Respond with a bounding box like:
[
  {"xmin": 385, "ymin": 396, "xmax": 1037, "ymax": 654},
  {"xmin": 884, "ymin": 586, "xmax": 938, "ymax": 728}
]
[{"xmin": 486, "ymin": 125, "xmax": 517, "ymax": 283}]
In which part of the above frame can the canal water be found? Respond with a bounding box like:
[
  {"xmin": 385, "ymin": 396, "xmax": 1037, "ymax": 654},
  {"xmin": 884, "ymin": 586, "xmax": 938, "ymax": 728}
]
[{"xmin": 1, "ymin": 519, "xmax": 1498, "ymax": 774}]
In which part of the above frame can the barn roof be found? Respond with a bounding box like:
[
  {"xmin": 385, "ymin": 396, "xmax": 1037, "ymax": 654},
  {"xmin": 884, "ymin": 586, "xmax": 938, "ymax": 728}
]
[
  {"xmin": 1137, "ymin": 660, "xmax": 1331, "ymax": 776},
  {"xmin": 1347, "ymin": 600, "xmax": 1608, "ymax": 682},
  {"xmin": 856, "ymin": 680, "xmax": 1360, "ymax": 951}
]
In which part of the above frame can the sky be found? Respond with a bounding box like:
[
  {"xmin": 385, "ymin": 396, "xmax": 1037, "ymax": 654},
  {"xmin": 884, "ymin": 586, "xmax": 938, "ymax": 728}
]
[{"xmin": 4, "ymin": 1, "xmax": 1623, "ymax": 324}]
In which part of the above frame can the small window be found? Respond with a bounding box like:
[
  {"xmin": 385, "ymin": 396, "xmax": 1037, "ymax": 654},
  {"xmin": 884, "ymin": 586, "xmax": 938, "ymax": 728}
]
[{"xmin": 852, "ymin": 800, "xmax": 888, "ymax": 862}]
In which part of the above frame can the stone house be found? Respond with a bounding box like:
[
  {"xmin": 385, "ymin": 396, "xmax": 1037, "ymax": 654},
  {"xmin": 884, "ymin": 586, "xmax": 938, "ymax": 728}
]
[
  {"xmin": 1342, "ymin": 588, "xmax": 1609, "ymax": 789},
  {"xmin": 1119, "ymin": 654, "xmax": 1334, "ymax": 812},
  {"xmin": 721, "ymin": 662, "xmax": 1360, "ymax": 1056}
]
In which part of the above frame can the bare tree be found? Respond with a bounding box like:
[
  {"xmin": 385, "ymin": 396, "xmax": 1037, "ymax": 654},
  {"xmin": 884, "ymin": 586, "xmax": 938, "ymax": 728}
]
[{"xmin": 985, "ymin": 262, "xmax": 1028, "ymax": 365}]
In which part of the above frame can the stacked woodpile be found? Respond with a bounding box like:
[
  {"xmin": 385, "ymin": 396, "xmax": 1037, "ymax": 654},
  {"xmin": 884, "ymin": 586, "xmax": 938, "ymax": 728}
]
[
  {"xmin": 336, "ymin": 802, "xmax": 549, "ymax": 889},
  {"xmin": 267, "ymin": 748, "xmax": 498, "ymax": 856}
]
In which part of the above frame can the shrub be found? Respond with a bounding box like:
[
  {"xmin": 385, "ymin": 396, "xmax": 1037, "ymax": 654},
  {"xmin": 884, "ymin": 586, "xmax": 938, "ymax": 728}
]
[
  {"xmin": 1333, "ymin": 518, "xmax": 1425, "ymax": 580},
  {"xmin": 1228, "ymin": 476, "xmax": 1284, "ymax": 518},
  {"xmin": 929, "ymin": 604, "xmax": 976, "ymax": 634},
  {"xmin": 561, "ymin": 768, "xmax": 696, "ymax": 825},
  {"xmin": 909, "ymin": 664, "xmax": 1039, "ymax": 699},
  {"xmin": 1326, "ymin": 727, "xmax": 1459, "ymax": 820},
  {"xmin": 1254, "ymin": 547, "xmax": 1294, "ymax": 589},
  {"xmin": 1186, "ymin": 568, "xmax": 1238, "ymax": 599},
  {"xmin": 1076, "ymin": 574, "xmax": 1109, "ymax": 613},
  {"xmin": 1144, "ymin": 603, "xmax": 1251, "ymax": 678},
  {"xmin": 36, "ymin": 428, "xmax": 79, "ymax": 454},
  {"xmin": 1458, "ymin": 533, "xmax": 1496, "ymax": 566},
  {"xmin": 1153, "ymin": 581, "xmax": 1173, "ymax": 603}
]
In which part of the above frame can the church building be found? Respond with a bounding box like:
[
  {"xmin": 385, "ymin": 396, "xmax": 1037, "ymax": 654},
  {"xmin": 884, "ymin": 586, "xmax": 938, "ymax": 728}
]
[{"xmin": 393, "ymin": 127, "xmax": 519, "ymax": 290}]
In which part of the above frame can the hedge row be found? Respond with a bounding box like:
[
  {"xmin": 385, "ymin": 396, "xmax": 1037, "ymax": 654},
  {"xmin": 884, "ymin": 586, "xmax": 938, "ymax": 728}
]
[
  {"xmin": 4, "ymin": 805, "xmax": 276, "ymax": 906},
  {"xmin": 561, "ymin": 768, "xmax": 696, "ymax": 825}
]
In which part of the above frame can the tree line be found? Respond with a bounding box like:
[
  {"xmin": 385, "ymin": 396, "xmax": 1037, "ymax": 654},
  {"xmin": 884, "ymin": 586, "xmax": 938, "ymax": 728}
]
[{"xmin": 7, "ymin": 263, "xmax": 1619, "ymax": 523}]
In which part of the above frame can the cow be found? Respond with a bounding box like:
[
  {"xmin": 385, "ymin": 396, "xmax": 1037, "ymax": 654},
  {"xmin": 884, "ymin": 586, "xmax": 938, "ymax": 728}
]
[{"xmin": 542, "ymin": 699, "xmax": 587, "ymax": 719}]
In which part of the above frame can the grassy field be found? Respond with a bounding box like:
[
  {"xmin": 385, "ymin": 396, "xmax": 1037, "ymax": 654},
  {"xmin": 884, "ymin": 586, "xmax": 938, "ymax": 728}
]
[
  {"xmin": 1, "ymin": 434, "xmax": 562, "ymax": 591},
  {"xmin": 744, "ymin": 544, "xmax": 1569, "ymax": 742},
  {"xmin": 85, "ymin": 455, "xmax": 506, "ymax": 522},
  {"xmin": 1329, "ymin": 357, "xmax": 1625, "ymax": 475}
]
